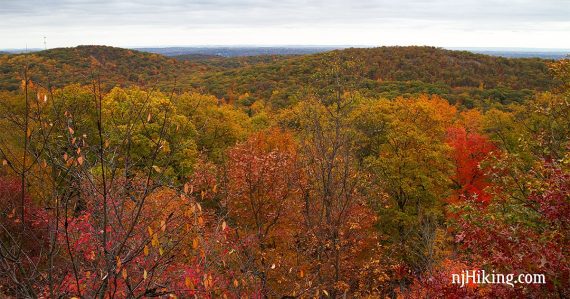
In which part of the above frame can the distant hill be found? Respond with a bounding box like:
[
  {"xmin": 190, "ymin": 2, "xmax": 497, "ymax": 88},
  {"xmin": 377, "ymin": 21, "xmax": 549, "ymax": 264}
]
[
  {"xmin": 0, "ymin": 45, "xmax": 558, "ymax": 108},
  {"xmin": 191, "ymin": 46, "xmax": 557, "ymax": 107},
  {"xmin": 469, "ymin": 51, "xmax": 568, "ymax": 60},
  {"xmin": 449, "ymin": 48, "xmax": 569, "ymax": 59},
  {"xmin": 136, "ymin": 46, "xmax": 341, "ymax": 57},
  {"xmin": 0, "ymin": 46, "xmax": 300, "ymax": 91},
  {"xmin": 0, "ymin": 45, "xmax": 204, "ymax": 91},
  {"xmin": 136, "ymin": 46, "xmax": 570, "ymax": 59}
]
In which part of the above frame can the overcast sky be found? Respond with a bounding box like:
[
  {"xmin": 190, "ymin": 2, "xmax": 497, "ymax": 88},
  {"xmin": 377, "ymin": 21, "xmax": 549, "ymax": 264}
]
[{"xmin": 1, "ymin": 0, "xmax": 569, "ymax": 49}]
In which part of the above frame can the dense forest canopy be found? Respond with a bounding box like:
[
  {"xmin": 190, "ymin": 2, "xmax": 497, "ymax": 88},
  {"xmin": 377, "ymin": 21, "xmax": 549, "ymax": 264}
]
[
  {"xmin": 0, "ymin": 45, "xmax": 568, "ymax": 298},
  {"xmin": 0, "ymin": 46, "xmax": 558, "ymax": 107}
]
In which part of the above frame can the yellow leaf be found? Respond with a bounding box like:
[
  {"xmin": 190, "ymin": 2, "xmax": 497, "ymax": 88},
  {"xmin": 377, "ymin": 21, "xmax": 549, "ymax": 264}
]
[
  {"xmin": 2, "ymin": 160, "xmax": 7, "ymax": 166},
  {"xmin": 159, "ymin": 247, "xmax": 164, "ymax": 256},
  {"xmin": 299, "ymin": 269, "xmax": 304, "ymax": 278},
  {"xmin": 160, "ymin": 220, "xmax": 166, "ymax": 232},
  {"xmin": 147, "ymin": 113, "xmax": 152, "ymax": 122},
  {"xmin": 147, "ymin": 226, "xmax": 153, "ymax": 237},
  {"xmin": 213, "ymin": 184, "xmax": 217, "ymax": 193},
  {"xmin": 143, "ymin": 269, "xmax": 148, "ymax": 280},
  {"xmin": 233, "ymin": 279, "xmax": 239, "ymax": 287},
  {"xmin": 192, "ymin": 237, "xmax": 199, "ymax": 249},
  {"xmin": 184, "ymin": 183, "xmax": 189, "ymax": 194},
  {"xmin": 198, "ymin": 216, "xmax": 204, "ymax": 226},
  {"xmin": 152, "ymin": 165, "xmax": 162, "ymax": 173},
  {"xmin": 26, "ymin": 127, "xmax": 31, "ymax": 138},
  {"xmin": 221, "ymin": 221, "xmax": 227, "ymax": 230},
  {"xmin": 121, "ymin": 268, "xmax": 127, "ymax": 279},
  {"xmin": 143, "ymin": 245, "xmax": 149, "ymax": 256}
]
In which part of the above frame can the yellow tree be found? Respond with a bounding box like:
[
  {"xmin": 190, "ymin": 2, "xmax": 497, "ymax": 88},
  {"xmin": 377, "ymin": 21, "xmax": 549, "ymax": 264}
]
[{"xmin": 353, "ymin": 95, "xmax": 455, "ymax": 281}]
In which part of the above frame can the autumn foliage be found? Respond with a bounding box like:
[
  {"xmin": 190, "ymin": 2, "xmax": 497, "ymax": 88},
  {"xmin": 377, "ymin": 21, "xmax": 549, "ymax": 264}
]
[
  {"xmin": 0, "ymin": 53, "xmax": 568, "ymax": 298},
  {"xmin": 446, "ymin": 126, "xmax": 496, "ymax": 205}
]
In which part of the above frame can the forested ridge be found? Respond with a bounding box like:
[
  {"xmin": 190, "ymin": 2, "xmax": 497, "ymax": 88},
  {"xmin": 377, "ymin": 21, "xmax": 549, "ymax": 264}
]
[
  {"xmin": 0, "ymin": 45, "xmax": 557, "ymax": 107},
  {"xmin": 0, "ymin": 45, "xmax": 568, "ymax": 298},
  {"xmin": 195, "ymin": 46, "xmax": 556, "ymax": 107}
]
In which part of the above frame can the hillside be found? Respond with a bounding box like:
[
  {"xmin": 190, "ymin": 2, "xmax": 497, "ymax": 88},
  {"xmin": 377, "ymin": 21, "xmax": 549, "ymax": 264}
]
[
  {"xmin": 192, "ymin": 46, "xmax": 556, "ymax": 107},
  {"xmin": 0, "ymin": 46, "xmax": 203, "ymax": 91},
  {"xmin": 173, "ymin": 53, "xmax": 294, "ymax": 69},
  {"xmin": 0, "ymin": 45, "xmax": 557, "ymax": 108}
]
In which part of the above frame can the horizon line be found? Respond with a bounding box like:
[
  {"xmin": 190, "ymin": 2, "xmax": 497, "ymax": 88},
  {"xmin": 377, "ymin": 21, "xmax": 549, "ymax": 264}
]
[{"xmin": 2, "ymin": 45, "xmax": 570, "ymax": 52}]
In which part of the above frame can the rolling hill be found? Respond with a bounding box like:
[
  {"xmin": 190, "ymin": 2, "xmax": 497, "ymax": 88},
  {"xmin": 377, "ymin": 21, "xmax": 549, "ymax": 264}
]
[
  {"xmin": 193, "ymin": 46, "xmax": 556, "ymax": 107},
  {"xmin": 0, "ymin": 45, "xmax": 201, "ymax": 91},
  {"xmin": 0, "ymin": 45, "xmax": 557, "ymax": 108}
]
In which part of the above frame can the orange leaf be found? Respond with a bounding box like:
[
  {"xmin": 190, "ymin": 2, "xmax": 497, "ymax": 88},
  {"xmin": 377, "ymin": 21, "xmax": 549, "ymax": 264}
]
[
  {"xmin": 185, "ymin": 277, "xmax": 194, "ymax": 289},
  {"xmin": 116, "ymin": 256, "xmax": 122, "ymax": 273}
]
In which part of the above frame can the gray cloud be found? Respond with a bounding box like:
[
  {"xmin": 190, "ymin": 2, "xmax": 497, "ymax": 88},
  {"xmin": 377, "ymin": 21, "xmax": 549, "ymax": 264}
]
[{"xmin": 0, "ymin": 0, "xmax": 569, "ymax": 48}]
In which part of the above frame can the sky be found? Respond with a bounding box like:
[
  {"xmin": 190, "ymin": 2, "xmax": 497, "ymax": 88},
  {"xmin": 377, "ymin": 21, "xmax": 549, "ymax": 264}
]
[{"xmin": 0, "ymin": 0, "xmax": 569, "ymax": 49}]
